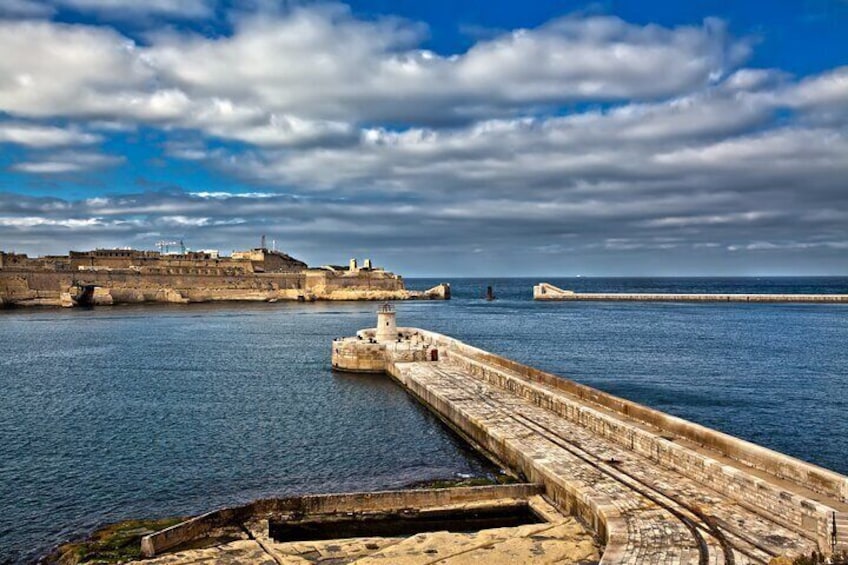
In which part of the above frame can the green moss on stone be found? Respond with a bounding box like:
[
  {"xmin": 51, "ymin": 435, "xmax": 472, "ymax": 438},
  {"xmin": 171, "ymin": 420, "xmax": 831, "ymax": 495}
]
[{"xmin": 45, "ymin": 516, "xmax": 186, "ymax": 564}]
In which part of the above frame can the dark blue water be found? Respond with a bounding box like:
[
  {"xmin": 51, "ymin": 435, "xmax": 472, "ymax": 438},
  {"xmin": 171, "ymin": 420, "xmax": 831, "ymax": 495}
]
[{"xmin": 1, "ymin": 277, "xmax": 846, "ymax": 563}]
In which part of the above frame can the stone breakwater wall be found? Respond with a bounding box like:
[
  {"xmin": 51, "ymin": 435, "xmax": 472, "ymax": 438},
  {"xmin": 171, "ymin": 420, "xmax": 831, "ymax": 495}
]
[
  {"xmin": 0, "ymin": 269, "xmax": 449, "ymax": 307},
  {"xmin": 140, "ymin": 483, "xmax": 543, "ymax": 557},
  {"xmin": 0, "ymin": 270, "xmax": 305, "ymax": 306},
  {"xmin": 534, "ymin": 282, "xmax": 848, "ymax": 303},
  {"xmin": 333, "ymin": 326, "xmax": 848, "ymax": 562}
]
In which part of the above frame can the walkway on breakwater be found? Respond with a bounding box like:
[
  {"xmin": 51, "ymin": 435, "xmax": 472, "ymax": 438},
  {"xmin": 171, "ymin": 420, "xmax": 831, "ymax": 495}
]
[
  {"xmin": 533, "ymin": 282, "xmax": 848, "ymax": 302},
  {"xmin": 332, "ymin": 309, "xmax": 848, "ymax": 564}
]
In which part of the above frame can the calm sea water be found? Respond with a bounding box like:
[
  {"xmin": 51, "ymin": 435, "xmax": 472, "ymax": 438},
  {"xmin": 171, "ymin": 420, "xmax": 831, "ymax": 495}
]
[{"xmin": 1, "ymin": 277, "xmax": 847, "ymax": 563}]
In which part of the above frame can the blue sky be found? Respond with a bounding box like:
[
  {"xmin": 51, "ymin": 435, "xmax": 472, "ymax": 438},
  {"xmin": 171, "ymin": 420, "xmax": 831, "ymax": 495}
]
[{"xmin": 0, "ymin": 0, "xmax": 847, "ymax": 275}]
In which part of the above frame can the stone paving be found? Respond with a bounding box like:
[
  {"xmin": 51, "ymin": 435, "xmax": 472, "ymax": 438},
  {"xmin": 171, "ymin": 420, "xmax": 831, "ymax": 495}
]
[
  {"xmin": 132, "ymin": 496, "xmax": 600, "ymax": 565},
  {"xmin": 386, "ymin": 347, "xmax": 840, "ymax": 564}
]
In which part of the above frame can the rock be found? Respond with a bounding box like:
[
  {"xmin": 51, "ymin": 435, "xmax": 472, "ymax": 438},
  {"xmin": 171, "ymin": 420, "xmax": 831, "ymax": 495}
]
[
  {"xmin": 423, "ymin": 283, "xmax": 451, "ymax": 300},
  {"xmin": 156, "ymin": 288, "xmax": 188, "ymax": 304},
  {"xmin": 59, "ymin": 292, "xmax": 75, "ymax": 308},
  {"xmin": 92, "ymin": 287, "xmax": 114, "ymax": 305}
]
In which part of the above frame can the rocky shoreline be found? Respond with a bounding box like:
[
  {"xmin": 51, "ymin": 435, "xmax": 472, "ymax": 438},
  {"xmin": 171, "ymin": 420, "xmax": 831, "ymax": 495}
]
[{"xmin": 0, "ymin": 283, "xmax": 450, "ymax": 308}]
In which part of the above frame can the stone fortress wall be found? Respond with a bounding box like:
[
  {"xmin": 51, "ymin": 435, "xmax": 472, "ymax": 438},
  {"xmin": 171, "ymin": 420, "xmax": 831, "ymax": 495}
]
[{"xmin": 0, "ymin": 248, "xmax": 447, "ymax": 306}]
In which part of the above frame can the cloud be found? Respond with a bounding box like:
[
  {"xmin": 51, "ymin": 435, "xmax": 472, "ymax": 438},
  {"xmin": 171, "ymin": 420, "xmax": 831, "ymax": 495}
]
[
  {"xmin": 0, "ymin": 8, "xmax": 749, "ymax": 129},
  {"xmin": 0, "ymin": 0, "xmax": 214, "ymax": 19},
  {"xmin": 147, "ymin": 9, "xmax": 748, "ymax": 125},
  {"xmin": 55, "ymin": 0, "xmax": 214, "ymax": 18},
  {"xmin": 0, "ymin": 4, "xmax": 846, "ymax": 274},
  {"xmin": 0, "ymin": 122, "xmax": 100, "ymax": 147},
  {"xmin": 778, "ymin": 66, "xmax": 848, "ymax": 123},
  {"xmin": 0, "ymin": 21, "xmax": 154, "ymax": 118},
  {"xmin": 10, "ymin": 150, "xmax": 124, "ymax": 173},
  {"xmin": 0, "ymin": 0, "xmax": 54, "ymax": 18}
]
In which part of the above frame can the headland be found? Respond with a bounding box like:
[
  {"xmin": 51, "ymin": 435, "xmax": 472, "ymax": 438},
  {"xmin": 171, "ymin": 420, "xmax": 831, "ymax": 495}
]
[{"xmin": 0, "ymin": 247, "xmax": 449, "ymax": 307}]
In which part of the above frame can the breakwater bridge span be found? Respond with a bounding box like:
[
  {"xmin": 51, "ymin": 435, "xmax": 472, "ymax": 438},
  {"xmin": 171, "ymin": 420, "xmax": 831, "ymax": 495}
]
[{"xmin": 333, "ymin": 307, "xmax": 848, "ymax": 564}]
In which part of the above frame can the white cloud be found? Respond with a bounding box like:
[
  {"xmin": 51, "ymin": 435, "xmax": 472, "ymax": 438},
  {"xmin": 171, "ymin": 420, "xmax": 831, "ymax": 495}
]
[
  {"xmin": 188, "ymin": 191, "xmax": 277, "ymax": 199},
  {"xmin": 200, "ymin": 113, "xmax": 356, "ymax": 147},
  {"xmin": 11, "ymin": 151, "xmax": 124, "ymax": 173},
  {"xmin": 0, "ymin": 8, "xmax": 750, "ymax": 131},
  {"xmin": 0, "ymin": 216, "xmax": 104, "ymax": 228},
  {"xmin": 0, "ymin": 21, "xmax": 153, "ymax": 118},
  {"xmin": 147, "ymin": 10, "xmax": 748, "ymax": 125},
  {"xmin": 0, "ymin": 5, "xmax": 846, "ymax": 273},
  {"xmin": 0, "ymin": 122, "xmax": 100, "ymax": 147},
  {"xmin": 783, "ymin": 66, "xmax": 848, "ymax": 109},
  {"xmin": 640, "ymin": 211, "xmax": 779, "ymax": 228},
  {"xmin": 57, "ymin": 0, "xmax": 213, "ymax": 18},
  {"xmin": 0, "ymin": 0, "xmax": 54, "ymax": 17}
]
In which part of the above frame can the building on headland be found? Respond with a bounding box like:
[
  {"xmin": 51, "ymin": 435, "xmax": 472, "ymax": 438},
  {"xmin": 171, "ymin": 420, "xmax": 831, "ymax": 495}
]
[
  {"xmin": 0, "ymin": 247, "xmax": 449, "ymax": 307},
  {"xmin": 230, "ymin": 248, "xmax": 307, "ymax": 273}
]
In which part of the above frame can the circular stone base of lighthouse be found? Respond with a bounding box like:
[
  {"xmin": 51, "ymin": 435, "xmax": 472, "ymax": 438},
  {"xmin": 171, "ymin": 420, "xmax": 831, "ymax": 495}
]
[{"xmin": 331, "ymin": 338, "xmax": 388, "ymax": 373}]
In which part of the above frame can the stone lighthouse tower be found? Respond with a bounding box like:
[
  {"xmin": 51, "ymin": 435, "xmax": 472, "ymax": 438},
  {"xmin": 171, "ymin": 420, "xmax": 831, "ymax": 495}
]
[{"xmin": 375, "ymin": 303, "xmax": 397, "ymax": 342}]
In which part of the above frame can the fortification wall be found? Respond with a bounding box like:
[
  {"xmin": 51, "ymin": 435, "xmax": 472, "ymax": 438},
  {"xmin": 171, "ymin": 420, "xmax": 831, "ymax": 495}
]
[
  {"xmin": 306, "ymin": 271, "xmax": 405, "ymax": 292},
  {"xmin": 0, "ymin": 268, "xmax": 445, "ymax": 306},
  {"xmin": 0, "ymin": 270, "xmax": 307, "ymax": 306}
]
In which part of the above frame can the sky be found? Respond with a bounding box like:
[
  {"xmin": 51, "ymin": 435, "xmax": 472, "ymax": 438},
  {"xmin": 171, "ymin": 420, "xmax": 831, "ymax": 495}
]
[{"xmin": 0, "ymin": 0, "xmax": 847, "ymax": 276}]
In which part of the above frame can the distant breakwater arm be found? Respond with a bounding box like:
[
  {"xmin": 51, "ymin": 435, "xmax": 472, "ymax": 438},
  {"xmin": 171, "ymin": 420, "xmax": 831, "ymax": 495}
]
[{"xmin": 533, "ymin": 282, "xmax": 848, "ymax": 303}]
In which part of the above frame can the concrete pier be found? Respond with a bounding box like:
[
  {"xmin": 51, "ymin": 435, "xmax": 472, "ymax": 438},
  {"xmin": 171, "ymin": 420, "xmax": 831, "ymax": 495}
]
[
  {"xmin": 533, "ymin": 282, "xmax": 848, "ymax": 303},
  {"xmin": 333, "ymin": 317, "xmax": 848, "ymax": 564}
]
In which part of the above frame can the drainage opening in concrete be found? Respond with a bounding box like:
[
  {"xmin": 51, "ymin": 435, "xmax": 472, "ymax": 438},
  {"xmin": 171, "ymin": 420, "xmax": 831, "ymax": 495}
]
[{"xmin": 269, "ymin": 503, "xmax": 543, "ymax": 543}]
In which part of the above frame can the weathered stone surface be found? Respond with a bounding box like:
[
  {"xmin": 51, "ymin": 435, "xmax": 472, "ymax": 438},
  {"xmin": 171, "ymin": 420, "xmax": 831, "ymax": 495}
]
[
  {"xmin": 137, "ymin": 540, "xmax": 278, "ymax": 564},
  {"xmin": 0, "ymin": 269, "xmax": 449, "ymax": 307},
  {"xmin": 132, "ymin": 517, "xmax": 598, "ymax": 565},
  {"xmin": 155, "ymin": 288, "xmax": 188, "ymax": 304},
  {"xmin": 333, "ymin": 324, "xmax": 848, "ymax": 563},
  {"xmin": 129, "ymin": 486, "xmax": 598, "ymax": 565}
]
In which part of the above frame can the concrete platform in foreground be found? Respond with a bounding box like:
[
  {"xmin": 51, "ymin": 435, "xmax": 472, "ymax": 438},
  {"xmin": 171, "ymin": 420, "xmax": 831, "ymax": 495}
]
[
  {"xmin": 533, "ymin": 282, "xmax": 848, "ymax": 302},
  {"xmin": 332, "ymin": 314, "xmax": 848, "ymax": 564},
  {"xmin": 133, "ymin": 485, "xmax": 599, "ymax": 564}
]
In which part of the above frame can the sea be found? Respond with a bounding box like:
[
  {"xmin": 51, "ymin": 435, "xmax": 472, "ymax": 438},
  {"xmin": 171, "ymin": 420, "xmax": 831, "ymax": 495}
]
[{"xmin": 1, "ymin": 277, "xmax": 846, "ymax": 563}]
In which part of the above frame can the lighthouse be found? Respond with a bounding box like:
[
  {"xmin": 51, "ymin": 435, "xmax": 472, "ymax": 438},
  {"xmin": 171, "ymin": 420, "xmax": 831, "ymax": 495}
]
[{"xmin": 375, "ymin": 303, "xmax": 397, "ymax": 342}]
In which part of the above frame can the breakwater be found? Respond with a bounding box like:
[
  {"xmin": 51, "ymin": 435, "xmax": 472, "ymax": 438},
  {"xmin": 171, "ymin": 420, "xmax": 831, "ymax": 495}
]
[
  {"xmin": 332, "ymin": 311, "xmax": 848, "ymax": 563},
  {"xmin": 533, "ymin": 282, "xmax": 848, "ymax": 302}
]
